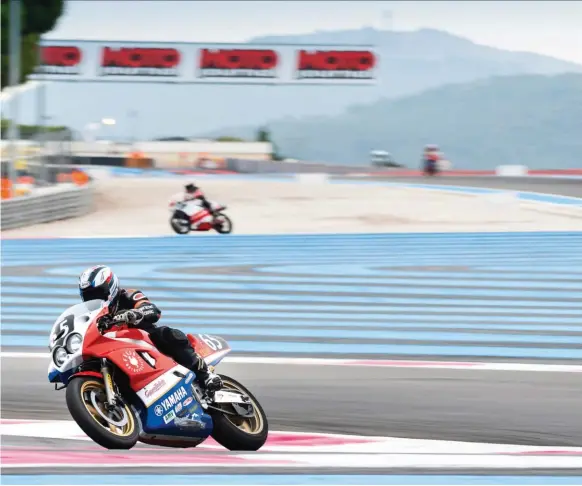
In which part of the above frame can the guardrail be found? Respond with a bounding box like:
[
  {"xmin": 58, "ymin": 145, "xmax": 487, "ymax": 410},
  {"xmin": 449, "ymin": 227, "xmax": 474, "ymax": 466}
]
[{"xmin": 0, "ymin": 183, "xmax": 95, "ymax": 231}]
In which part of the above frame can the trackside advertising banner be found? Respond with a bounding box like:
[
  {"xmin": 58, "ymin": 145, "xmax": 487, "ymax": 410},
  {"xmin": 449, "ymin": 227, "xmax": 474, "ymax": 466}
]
[{"xmin": 30, "ymin": 40, "xmax": 378, "ymax": 85}]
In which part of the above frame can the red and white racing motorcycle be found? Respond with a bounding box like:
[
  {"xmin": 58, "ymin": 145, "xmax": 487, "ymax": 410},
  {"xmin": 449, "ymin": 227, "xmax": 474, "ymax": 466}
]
[
  {"xmin": 48, "ymin": 298, "xmax": 268, "ymax": 450},
  {"xmin": 168, "ymin": 196, "xmax": 233, "ymax": 235}
]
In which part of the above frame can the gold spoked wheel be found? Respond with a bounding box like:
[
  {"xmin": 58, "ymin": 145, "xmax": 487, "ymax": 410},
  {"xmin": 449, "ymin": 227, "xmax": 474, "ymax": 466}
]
[
  {"xmin": 66, "ymin": 376, "xmax": 139, "ymax": 449},
  {"xmin": 209, "ymin": 374, "xmax": 268, "ymax": 451},
  {"xmin": 220, "ymin": 377, "xmax": 263, "ymax": 435},
  {"xmin": 80, "ymin": 380, "xmax": 135, "ymax": 437}
]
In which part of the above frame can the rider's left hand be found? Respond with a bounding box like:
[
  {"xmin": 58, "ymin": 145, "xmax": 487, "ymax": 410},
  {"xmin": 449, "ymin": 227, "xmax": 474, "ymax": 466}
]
[{"xmin": 97, "ymin": 315, "xmax": 115, "ymax": 333}]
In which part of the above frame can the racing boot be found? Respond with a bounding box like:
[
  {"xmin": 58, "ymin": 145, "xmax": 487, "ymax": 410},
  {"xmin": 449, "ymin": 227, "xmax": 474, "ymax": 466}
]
[
  {"xmin": 177, "ymin": 345, "xmax": 223, "ymax": 392},
  {"xmin": 152, "ymin": 327, "xmax": 223, "ymax": 392},
  {"xmin": 197, "ymin": 367, "xmax": 224, "ymax": 392}
]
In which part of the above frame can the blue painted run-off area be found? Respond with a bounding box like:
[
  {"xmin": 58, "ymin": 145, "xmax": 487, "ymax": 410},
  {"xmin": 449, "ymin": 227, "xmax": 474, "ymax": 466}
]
[
  {"xmin": 3, "ymin": 474, "xmax": 582, "ymax": 485},
  {"xmin": 2, "ymin": 232, "xmax": 581, "ymax": 360}
]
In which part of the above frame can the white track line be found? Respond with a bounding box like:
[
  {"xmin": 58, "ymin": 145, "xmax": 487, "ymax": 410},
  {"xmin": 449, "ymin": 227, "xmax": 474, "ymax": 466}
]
[
  {"xmin": 2, "ymin": 352, "xmax": 582, "ymax": 372},
  {"xmin": 2, "ymin": 418, "xmax": 582, "ymax": 471},
  {"xmin": 5, "ymin": 456, "xmax": 582, "ymax": 470},
  {"xmin": 3, "ymin": 419, "xmax": 582, "ymax": 454}
]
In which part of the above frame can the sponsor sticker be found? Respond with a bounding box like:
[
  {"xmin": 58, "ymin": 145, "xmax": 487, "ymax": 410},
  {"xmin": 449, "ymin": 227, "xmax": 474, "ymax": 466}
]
[
  {"xmin": 144, "ymin": 377, "xmax": 167, "ymax": 399},
  {"xmin": 154, "ymin": 405, "xmax": 163, "ymax": 417},
  {"xmin": 163, "ymin": 410, "xmax": 176, "ymax": 424},
  {"xmin": 122, "ymin": 349, "xmax": 144, "ymax": 373},
  {"xmin": 136, "ymin": 365, "xmax": 193, "ymax": 406},
  {"xmin": 183, "ymin": 397, "xmax": 193, "ymax": 407},
  {"xmin": 175, "ymin": 402, "xmax": 183, "ymax": 413},
  {"xmin": 185, "ymin": 372, "xmax": 194, "ymax": 385},
  {"xmin": 160, "ymin": 386, "xmax": 188, "ymax": 412}
]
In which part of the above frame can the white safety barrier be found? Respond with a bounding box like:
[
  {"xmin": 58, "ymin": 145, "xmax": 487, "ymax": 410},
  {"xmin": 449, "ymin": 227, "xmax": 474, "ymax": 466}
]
[
  {"xmin": 496, "ymin": 165, "xmax": 528, "ymax": 177},
  {"xmin": 83, "ymin": 167, "xmax": 115, "ymax": 180},
  {"xmin": 295, "ymin": 173, "xmax": 329, "ymax": 184},
  {"xmin": 0, "ymin": 183, "xmax": 94, "ymax": 230}
]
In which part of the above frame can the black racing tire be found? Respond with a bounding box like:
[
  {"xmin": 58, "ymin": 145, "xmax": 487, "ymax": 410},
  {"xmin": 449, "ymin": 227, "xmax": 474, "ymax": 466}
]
[
  {"xmin": 170, "ymin": 210, "xmax": 191, "ymax": 235},
  {"xmin": 209, "ymin": 374, "xmax": 268, "ymax": 451},
  {"xmin": 66, "ymin": 376, "xmax": 139, "ymax": 450},
  {"xmin": 213, "ymin": 213, "xmax": 233, "ymax": 234}
]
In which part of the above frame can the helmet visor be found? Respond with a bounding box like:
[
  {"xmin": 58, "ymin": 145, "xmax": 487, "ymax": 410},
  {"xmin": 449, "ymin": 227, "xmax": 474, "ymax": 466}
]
[{"xmin": 80, "ymin": 286, "xmax": 109, "ymax": 302}]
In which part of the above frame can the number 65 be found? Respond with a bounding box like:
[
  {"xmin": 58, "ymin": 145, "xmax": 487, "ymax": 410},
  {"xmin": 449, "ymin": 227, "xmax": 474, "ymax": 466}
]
[{"xmin": 199, "ymin": 334, "xmax": 222, "ymax": 351}]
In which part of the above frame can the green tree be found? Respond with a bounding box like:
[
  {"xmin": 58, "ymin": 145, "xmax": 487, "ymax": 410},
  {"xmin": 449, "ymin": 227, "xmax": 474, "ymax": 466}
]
[
  {"xmin": 256, "ymin": 126, "xmax": 285, "ymax": 160},
  {"xmin": 1, "ymin": 0, "xmax": 65, "ymax": 90},
  {"xmin": 215, "ymin": 136, "xmax": 246, "ymax": 142},
  {"xmin": 256, "ymin": 127, "xmax": 271, "ymax": 143},
  {"xmin": 1, "ymin": 118, "xmax": 71, "ymax": 139}
]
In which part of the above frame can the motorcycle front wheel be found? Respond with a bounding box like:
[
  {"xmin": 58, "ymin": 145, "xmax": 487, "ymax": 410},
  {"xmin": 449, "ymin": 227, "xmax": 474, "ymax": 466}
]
[
  {"xmin": 66, "ymin": 376, "xmax": 139, "ymax": 450},
  {"xmin": 213, "ymin": 213, "xmax": 233, "ymax": 234},
  {"xmin": 209, "ymin": 374, "xmax": 268, "ymax": 451}
]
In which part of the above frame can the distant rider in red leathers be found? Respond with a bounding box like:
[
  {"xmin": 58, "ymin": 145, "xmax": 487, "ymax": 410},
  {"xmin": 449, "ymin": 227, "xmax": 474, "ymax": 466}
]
[{"xmin": 184, "ymin": 183, "xmax": 214, "ymax": 215}]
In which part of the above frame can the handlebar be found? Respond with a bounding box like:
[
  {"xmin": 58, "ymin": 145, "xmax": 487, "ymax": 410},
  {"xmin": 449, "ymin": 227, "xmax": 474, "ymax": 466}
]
[{"xmin": 97, "ymin": 315, "xmax": 115, "ymax": 333}]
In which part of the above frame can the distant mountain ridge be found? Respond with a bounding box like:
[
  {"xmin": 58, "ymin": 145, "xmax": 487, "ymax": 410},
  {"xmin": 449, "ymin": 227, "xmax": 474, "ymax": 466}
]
[
  {"xmin": 16, "ymin": 28, "xmax": 582, "ymax": 140},
  {"xmin": 251, "ymin": 28, "xmax": 581, "ymax": 99},
  {"xmin": 203, "ymin": 73, "xmax": 582, "ymax": 170},
  {"xmin": 252, "ymin": 28, "xmax": 580, "ymax": 75},
  {"xmin": 197, "ymin": 27, "xmax": 581, "ymax": 136}
]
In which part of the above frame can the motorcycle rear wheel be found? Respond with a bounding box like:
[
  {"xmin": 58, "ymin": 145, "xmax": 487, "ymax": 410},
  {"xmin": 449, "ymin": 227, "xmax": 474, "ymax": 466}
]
[
  {"xmin": 66, "ymin": 376, "xmax": 139, "ymax": 450},
  {"xmin": 209, "ymin": 374, "xmax": 268, "ymax": 451}
]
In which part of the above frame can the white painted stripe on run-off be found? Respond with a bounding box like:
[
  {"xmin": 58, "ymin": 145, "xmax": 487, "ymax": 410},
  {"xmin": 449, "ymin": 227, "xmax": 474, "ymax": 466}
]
[
  {"xmin": 2, "ymin": 352, "xmax": 582, "ymax": 373},
  {"xmin": 5, "ymin": 455, "xmax": 582, "ymax": 469}
]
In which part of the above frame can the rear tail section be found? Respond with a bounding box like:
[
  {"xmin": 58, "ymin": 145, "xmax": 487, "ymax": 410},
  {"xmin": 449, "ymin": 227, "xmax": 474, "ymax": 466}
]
[{"xmin": 188, "ymin": 334, "xmax": 232, "ymax": 367}]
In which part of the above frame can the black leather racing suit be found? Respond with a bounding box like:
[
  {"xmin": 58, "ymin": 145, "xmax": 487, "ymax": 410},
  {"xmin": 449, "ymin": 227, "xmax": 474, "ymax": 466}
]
[{"xmin": 116, "ymin": 289, "xmax": 211, "ymax": 380}]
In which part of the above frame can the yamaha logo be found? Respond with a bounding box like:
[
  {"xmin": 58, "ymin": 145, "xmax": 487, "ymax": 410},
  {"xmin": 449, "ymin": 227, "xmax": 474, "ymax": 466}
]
[{"xmin": 154, "ymin": 405, "xmax": 163, "ymax": 416}]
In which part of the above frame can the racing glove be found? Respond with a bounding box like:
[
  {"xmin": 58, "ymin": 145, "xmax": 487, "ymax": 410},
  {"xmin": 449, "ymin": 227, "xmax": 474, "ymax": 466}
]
[
  {"xmin": 97, "ymin": 315, "xmax": 115, "ymax": 333},
  {"xmin": 112, "ymin": 309, "xmax": 143, "ymax": 326}
]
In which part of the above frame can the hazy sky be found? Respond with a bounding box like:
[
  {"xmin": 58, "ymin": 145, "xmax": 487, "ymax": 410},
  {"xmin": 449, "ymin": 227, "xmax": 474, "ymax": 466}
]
[{"xmin": 45, "ymin": 0, "xmax": 582, "ymax": 64}]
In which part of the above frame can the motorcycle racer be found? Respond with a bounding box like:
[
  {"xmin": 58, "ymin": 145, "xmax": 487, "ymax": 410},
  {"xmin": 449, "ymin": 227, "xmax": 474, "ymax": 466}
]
[
  {"xmin": 78, "ymin": 265, "xmax": 223, "ymax": 392},
  {"xmin": 184, "ymin": 183, "xmax": 214, "ymax": 214}
]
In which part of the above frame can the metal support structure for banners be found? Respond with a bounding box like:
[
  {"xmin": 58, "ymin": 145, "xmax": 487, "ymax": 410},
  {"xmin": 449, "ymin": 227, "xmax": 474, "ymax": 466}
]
[
  {"xmin": 128, "ymin": 109, "xmax": 138, "ymax": 145},
  {"xmin": 35, "ymin": 43, "xmax": 49, "ymax": 183},
  {"xmin": 7, "ymin": 0, "xmax": 21, "ymax": 187}
]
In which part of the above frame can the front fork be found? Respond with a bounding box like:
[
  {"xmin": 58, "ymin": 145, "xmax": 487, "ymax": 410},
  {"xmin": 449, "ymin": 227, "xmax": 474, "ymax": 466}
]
[{"xmin": 101, "ymin": 358, "xmax": 117, "ymax": 408}]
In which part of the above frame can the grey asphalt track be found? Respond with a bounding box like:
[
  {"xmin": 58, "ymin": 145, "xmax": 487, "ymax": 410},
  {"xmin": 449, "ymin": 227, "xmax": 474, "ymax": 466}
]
[
  {"xmin": 2, "ymin": 356, "xmax": 582, "ymax": 476},
  {"xmin": 2, "ymin": 357, "xmax": 581, "ymax": 447},
  {"xmin": 336, "ymin": 176, "xmax": 582, "ymax": 198}
]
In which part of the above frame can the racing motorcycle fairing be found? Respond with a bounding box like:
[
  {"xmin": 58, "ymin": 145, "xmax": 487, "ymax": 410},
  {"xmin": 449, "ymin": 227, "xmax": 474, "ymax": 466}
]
[
  {"xmin": 48, "ymin": 299, "xmax": 105, "ymax": 384},
  {"xmin": 168, "ymin": 197, "xmax": 228, "ymax": 232},
  {"xmin": 46, "ymin": 299, "xmax": 233, "ymax": 442}
]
